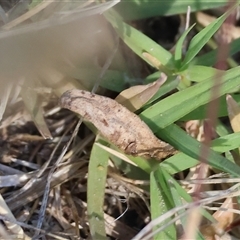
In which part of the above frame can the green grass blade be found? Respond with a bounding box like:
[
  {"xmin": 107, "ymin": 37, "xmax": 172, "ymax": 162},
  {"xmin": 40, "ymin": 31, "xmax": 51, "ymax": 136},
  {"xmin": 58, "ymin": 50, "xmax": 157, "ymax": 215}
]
[
  {"xmin": 168, "ymin": 177, "xmax": 187, "ymax": 223},
  {"xmin": 180, "ymin": 65, "xmax": 222, "ymax": 83},
  {"xmin": 162, "ymin": 153, "xmax": 199, "ymax": 175},
  {"xmin": 144, "ymin": 71, "xmax": 163, "ymax": 84},
  {"xmin": 165, "ymin": 170, "xmax": 212, "ymax": 239},
  {"xmin": 151, "ymin": 167, "xmax": 213, "ymax": 239},
  {"xmin": 140, "ymin": 66, "xmax": 240, "ymax": 130},
  {"xmin": 174, "ymin": 24, "xmax": 195, "ymax": 68},
  {"xmin": 158, "ymin": 124, "xmax": 240, "ymax": 177},
  {"xmin": 181, "ymin": 5, "xmax": 237, "ymax": 69},
  {"xmin": 150, "ymin": 169, "xmax": 176, "ymax": 239},
  {"xmin": 181, "ymin": 94, "xmax": 240, "ymax": 121},
  {"xmin": 105, "ymin": 12, "xmax": 174, "ymax": 70},
  {"xmin": 193, "ymin": 37, "xmax": 240, "ymax": 66},
  {"xmin": 87, "ymin": 139, "xmax": 109, "ymax": 239},
  {"xmin": 211, "ymin": 132, "xmax": 240, "ymax": 152}
]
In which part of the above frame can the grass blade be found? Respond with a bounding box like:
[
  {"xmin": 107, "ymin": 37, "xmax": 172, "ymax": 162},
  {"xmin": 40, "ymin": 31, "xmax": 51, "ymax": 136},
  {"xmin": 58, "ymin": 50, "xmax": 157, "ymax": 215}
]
[
  {"xmin": 174, "ymin": 24, "xmax": 195, "ymax": 68},
  {"xmin": 180, "ymin": 65, "xmax": 222, "ymax": 83},
  {"xmin": 106, "ymin": 11, "xmax": 174, "ymax": 70},
  {"xmin": 181, "ymin": 94, "xmax": 240, "ymax": 121},
  {"xmin": 150, "ymin": 169, "xmax": 176, "ymax": 239},
  {"xmin": 164, "ymin": 170, "xmax": 208, "ymax": 240},
  {"xmin": 140, "ymin": 66, "xmax": 240, "ymax": 130},
  {"xmin": 181, "ymin": 5, "xmax": 237, "ymax": 69},
  {"xmin": 87, "ymin": 139, "xmax": 109, "ymax": 239},
  {"xmin": 158, "ymin": 124, "xmax": 240, "ymax": 177},
  {"xmin": 193, "ymin": 37, "xmax": 240, "ymax": 66}
]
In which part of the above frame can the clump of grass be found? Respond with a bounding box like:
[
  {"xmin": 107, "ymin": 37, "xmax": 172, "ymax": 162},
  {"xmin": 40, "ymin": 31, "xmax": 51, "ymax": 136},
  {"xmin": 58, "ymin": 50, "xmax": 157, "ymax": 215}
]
[{"xmin": 1, "ymin": 1, "xmax": 240, "ymax": 239}]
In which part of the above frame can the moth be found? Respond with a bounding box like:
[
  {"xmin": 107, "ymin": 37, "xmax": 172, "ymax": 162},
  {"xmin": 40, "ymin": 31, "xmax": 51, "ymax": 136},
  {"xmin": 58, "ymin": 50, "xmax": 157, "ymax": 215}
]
[{"xmin": 60, "ymin": 89, "xmax": 177, "ymax": 161}]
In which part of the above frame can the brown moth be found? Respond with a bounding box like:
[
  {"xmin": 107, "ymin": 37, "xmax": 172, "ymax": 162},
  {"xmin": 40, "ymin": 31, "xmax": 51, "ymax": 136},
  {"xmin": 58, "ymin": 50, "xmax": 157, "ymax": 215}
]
[{"xmin": 60, "ymin": 89, "xmax": 176, "ymax": 161}]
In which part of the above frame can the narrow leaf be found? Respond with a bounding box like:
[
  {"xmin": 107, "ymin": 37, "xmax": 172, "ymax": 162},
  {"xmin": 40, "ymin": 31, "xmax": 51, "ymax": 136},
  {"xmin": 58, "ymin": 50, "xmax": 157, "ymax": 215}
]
[
  {"xmin": 180, "ymin": 65, "xmax": 222, "ymax": 83},
  {"xmin": 163, "ymin": 169, "xmax": 212, "ymax": 239},
  {"xmin": 140, "ymin": 66, "xmax": 240, "ymax": 130},
  {"xmin": 158, "ymin": 124, "xmax": 240, "ymax": 177},
  {"xmin": 174, "ymin": 24, "xmax": 195, "ymax": 68},
  {"xmin": 106, "ymin": 12, "xmax": 174, "ymax": 70},
  {"xmin": 193, "ymin": 37, "xmax": 240, "ymax": 66},
  {"xmin": 181, "ymin": 94, "xmax": 240, "ymax": 121},
  {"xmin": 87, "ymin": 140, "xmax": 109, "ymax": 239},
  {"xmin": 181, "ymin": 5, "xmax": 237, "ymax": 69},
  {"xmin": 150, "ymin": 169, "xmax": 176, "ymax": 239}
]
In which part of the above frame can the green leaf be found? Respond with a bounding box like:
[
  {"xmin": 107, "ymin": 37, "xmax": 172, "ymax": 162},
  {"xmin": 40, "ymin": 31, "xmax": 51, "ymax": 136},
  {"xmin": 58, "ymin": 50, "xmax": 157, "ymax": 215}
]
[
  {"xmin": 174, "ymin": 24, "xmax": 195, "ymax": 68},
  {"xmin": 193, "ymin": 37, "xmax": 240, "ymax": 66},
  {"xmin": 181, "ymin": 94, "xmax": 240, "ymax": 121},
  {"xmin": 161, "ymin": 131, "xmax": 240, "ymax": 175},
  {"xmin": 140, "ymin": 66, "xmax": 240, "ymax": 130},
  {"xmin": 87, "ymin": 139, "xmax": 109, "ymax": 239},
  {"xmin": 150, "ymin": 167, "xmax": 213, "ymax": 239},
  {"xmin": 158, "ymin": 124, "xmax": 240, "ymax": 177},
  {"xmin": 165, "ymin": 170, "xmax": 212, "ymax": 239},
  {"xmin": 211, "ymin": 132, "xmax": 240, "ymax": 152},
  {"xmin": 180, "ymin": 65, "xmax": 222, "ymax": 83},
  {"xmin": 144, "ymin": 71, "xmax": 162, "ymax": 84},
  {"xmin": 181, "ymin": 5, "xmax": 237, "ymax": 69},
  {"xmin": 150, "ymin": 169, "xmax": 176, "ymax": 239},
  {"xmin": 162, "ymin": 153, "xmax": 199, "ymax": 176},
  {"xmin": 105, "ymin": 11, "xmax": 174, "ymax": 70}
]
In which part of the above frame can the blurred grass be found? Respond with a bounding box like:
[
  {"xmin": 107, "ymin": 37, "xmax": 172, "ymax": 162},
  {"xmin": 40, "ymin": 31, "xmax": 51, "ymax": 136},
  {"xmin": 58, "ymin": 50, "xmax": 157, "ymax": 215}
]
[{"xmin": 114, "ymin": 0, "xmax": 231, "ymax": 20}]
